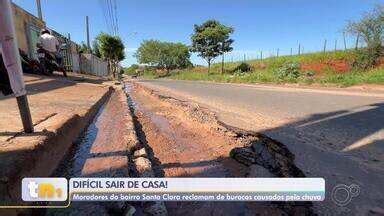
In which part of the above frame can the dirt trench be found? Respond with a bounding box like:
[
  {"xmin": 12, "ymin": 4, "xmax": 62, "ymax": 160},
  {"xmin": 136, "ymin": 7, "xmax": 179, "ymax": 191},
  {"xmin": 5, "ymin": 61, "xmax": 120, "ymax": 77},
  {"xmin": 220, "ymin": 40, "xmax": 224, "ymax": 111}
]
[{"xmin": 126, "ymin": 82, "xmax": 315, "ymax": 216}]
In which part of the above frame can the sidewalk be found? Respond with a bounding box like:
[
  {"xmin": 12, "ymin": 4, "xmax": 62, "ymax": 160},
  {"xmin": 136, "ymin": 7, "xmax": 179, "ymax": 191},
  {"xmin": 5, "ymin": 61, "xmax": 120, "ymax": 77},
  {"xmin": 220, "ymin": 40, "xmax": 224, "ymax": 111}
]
[{"xmin": 0, "ymin": 72, "xmax": 113, "ymax": 207}]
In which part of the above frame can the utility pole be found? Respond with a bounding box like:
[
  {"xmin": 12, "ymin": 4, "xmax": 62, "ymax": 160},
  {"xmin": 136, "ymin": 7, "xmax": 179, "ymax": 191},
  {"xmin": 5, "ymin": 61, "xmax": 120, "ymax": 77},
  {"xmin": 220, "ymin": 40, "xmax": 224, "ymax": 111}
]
[
  {"xmin": 0, "ymin": 0, "xmax": 34, "ymax": 133},
  {"xmin": 86, "ymin": 16, "xmax": 91, "ymax": 52},
  {"xmin": 36, "ymin": 0, "xmax": 43, "ymax": 21},
  {"xmin": 276, "ymin": 48, "xmax": 279, "ymax": 57}
]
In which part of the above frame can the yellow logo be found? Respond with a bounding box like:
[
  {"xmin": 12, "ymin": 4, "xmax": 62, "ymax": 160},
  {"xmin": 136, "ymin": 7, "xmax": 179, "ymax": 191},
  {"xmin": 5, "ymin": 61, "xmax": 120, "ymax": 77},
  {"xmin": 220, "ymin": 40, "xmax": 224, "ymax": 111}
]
[
  {"xmin": 36, "ymin": 183, "xmax": 63, "ymax": 198},
  {"xmin": 23, "ymin": 178, "xmax": 67, "ymax": 201}
]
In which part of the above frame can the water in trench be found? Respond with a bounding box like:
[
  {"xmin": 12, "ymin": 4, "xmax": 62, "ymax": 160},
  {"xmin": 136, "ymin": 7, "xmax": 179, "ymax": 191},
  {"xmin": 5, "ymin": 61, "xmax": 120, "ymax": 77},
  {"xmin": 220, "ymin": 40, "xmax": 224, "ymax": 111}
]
[
  {"xmin": 46, "ymin": 92, "xmax": 134, "ymax": 215},
  {"xmin": 53, "ymin": 102, "xmax": 105, "ymax": 178}
]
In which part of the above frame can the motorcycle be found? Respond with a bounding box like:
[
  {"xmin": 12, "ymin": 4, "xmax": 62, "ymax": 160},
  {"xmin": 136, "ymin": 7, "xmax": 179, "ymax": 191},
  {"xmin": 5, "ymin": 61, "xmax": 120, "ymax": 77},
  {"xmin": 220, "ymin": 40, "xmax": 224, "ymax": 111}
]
[
  {"xmin": 36, "ymin": 43, "xmax": 67, "ymax": 77},
  {"xmin": 19, "ymin": 49, "xmax": 42, "ymax": 75}
]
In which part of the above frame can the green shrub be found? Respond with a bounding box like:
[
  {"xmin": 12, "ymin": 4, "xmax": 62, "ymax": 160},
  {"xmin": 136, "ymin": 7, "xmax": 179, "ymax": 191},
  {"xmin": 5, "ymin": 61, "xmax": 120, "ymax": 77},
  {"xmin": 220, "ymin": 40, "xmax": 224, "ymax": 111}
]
[
  {"xmin": 275, "ymin": 61, "xmax": 301, "ymax": 80},
  {"xmin": 353, "ymin": 46, "xmax": 382, "ymax": 70},
  {"xmin": 234, "ymin": 62, "xmax": 251, "ymax": 73},
  {"xmin": 124, "ymin": 64, "xmax": 139, "ymax": 75},
  {"xmin": 304, "ymin": 70, "xmax": 315, "ymax": 77}
]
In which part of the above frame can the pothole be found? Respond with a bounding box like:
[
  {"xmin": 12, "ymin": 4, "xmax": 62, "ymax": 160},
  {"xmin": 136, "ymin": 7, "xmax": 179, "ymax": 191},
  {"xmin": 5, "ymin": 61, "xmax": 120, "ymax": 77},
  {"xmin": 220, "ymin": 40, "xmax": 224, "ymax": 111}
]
[{"xmin": 131, "ymin": 82, "xmax": 316, "ymax": 215}]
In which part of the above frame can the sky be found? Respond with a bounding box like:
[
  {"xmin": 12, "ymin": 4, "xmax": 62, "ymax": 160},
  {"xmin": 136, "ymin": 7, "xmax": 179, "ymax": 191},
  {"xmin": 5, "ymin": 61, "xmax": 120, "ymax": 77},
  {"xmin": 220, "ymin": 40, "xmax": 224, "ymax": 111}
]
[{"xmin": 12, "ymin": 0, "xmax": 383, "ymax": 66}]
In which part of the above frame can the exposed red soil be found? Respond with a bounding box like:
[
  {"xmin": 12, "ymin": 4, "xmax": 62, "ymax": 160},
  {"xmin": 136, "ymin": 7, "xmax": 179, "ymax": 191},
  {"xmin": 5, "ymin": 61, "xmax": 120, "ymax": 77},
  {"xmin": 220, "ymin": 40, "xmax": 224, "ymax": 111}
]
[
  {"xmin": 301, "ymin": 60, "xmax": 351, "ymax": 74},
  {"xmin": 375, "ymin": 57, "xmax": 384, "ymax": 67},
  {"xmin": 129, "ymin": 83, "xmax": 290, "ymax": 215}
]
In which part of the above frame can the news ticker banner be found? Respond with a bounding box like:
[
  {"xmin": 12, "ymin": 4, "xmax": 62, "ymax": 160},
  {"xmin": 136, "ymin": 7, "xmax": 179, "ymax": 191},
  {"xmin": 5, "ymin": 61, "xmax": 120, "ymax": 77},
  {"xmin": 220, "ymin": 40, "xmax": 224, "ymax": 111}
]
[{"xmin": 22, "ymin": 178, "xmax": 325, "ymax": 202}]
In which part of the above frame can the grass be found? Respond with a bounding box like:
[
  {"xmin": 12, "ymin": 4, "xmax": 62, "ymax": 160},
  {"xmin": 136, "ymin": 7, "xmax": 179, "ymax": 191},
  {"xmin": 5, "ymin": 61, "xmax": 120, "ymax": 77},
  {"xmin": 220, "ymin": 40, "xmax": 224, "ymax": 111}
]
[
  {"xmin": 162, "ymin": 66, "xmax": 384, "ymax": 87},
  {"xmin": 318, "ymin": 67, "xmax": 384, "ymax": 86},
  {"xmin": 208, "ymin": 50, "xmax": 356, "ymax": 73},
  {"xmin": 127, "ymin": 49, "xmax": 384, "ymax": 87}
]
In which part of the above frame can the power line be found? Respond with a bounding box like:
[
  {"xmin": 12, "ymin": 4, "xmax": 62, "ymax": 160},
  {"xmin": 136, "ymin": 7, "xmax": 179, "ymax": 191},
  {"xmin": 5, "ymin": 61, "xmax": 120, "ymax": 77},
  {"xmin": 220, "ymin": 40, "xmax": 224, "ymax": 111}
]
[
  {"xmin": 103, "ymin": 0, "xmax": 114, "ymax": 35},
  {"xmin": 107, "ymin": 0, "xmax": 116, "ymax": 35},
  {"xmin": 106, "ymin": 0, "xmax": 113, "ymax": 34},
  {"xmin": 114, "ymin": 0, "xmax": 119, "ymax": 35},
  {"xmin": 99, "ymin": 0, "xmax": 112, "ymax": 34}
]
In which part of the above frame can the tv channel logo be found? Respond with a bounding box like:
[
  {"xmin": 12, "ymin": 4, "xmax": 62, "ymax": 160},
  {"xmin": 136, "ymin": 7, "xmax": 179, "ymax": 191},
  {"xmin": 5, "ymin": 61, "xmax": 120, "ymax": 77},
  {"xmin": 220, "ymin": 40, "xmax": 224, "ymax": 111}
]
[{"xmin": 22, "ymin": 178, "xmax": 68, "ymax": 201}]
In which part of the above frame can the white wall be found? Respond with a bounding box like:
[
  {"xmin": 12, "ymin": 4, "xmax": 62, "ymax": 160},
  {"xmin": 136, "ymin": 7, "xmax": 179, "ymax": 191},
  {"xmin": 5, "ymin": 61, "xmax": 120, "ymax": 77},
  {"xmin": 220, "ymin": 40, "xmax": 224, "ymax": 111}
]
[{"xmin": 80, "ymin": 54, "xmax": 108, "ymax": 77}]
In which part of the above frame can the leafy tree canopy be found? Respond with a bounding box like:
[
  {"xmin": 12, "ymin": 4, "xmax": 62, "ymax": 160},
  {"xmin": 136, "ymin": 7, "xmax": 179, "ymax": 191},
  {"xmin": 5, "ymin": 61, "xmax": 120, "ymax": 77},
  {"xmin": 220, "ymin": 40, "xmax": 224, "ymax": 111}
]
[
  {"xmin": 92, "ymin": 40, "xmax": 102, "ymax": 58},
  {"xmin": 190, "ymin": 20, "xmax": 234, "ymax": 73},
  {"xmin": 135, "ymin": 40, "xmax": 191, "ymax": 71},
  {"xmin": 95, "ymin": 32, "xmax": 125, "ymax": 62},
  {"xmin": 79, "ymin": 42, "xmax": 90, "ymax": 53},
  {"xmin": 346, "ymin": 4, "xmax": 384, "ymax": 69},
  {"xmin": 346, "ymin": 4, "xmax": 384, "ymax": 48}
]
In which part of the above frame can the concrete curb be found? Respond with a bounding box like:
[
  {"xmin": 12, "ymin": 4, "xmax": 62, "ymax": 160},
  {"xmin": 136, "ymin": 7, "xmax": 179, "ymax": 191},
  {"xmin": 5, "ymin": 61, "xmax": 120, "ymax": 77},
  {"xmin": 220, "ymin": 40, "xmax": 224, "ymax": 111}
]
[
  {"xmin": 122, "ymin": 82, "xmax": 168, "ymax": 216},
  {"xmin": 0, "ymin": 86, "xmax": 114, "ymax": 208}
]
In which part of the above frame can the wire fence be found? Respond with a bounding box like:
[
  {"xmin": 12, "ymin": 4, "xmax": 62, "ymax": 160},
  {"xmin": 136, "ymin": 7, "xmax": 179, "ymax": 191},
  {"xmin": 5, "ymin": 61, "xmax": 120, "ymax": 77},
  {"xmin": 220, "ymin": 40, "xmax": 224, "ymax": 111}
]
[{"xmin": 211, "ymin": 34, "xmax": 365, "ymax": 64}]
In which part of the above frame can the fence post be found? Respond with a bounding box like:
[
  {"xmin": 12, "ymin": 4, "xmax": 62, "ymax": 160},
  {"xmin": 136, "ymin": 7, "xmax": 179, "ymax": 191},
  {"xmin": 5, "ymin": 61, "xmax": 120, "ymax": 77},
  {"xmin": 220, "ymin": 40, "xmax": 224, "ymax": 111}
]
[
  {"xmin": 343, "ymin": 32, "xmax": 347, "ymax": 50},
  {"xmin": 335, "ymin": 39, "xmax": 337, "ymax": 51},
  {"xmin": 221, "ymin": 53, "xmax": 224, "ymax": 74},
  {"xmin": 323, "ymin": 39, "xmax": 327, "ymax": 53},
  {"xmin": 298, "ymin": 44, "xmax": 301, "ymax": 55}
]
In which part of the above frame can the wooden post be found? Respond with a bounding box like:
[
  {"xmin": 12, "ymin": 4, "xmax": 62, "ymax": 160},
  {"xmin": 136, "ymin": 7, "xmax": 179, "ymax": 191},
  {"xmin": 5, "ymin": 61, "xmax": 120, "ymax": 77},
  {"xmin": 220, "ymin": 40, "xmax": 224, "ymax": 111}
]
[
  {"xmin": 335, "ymin": 39, "xmax": 337, "ymax": 51},
  {"xmin": 298, "ymin": 44, "xmax": 301, "ymax": 55},
  {"xmin": 221, "ymin": 53, "xmax": 224, "ymax": 74},
  {"xmin": 355, "ymin": 34, "xmax": 360, "ymax": 50},
  {"xmin": 343, "ymin": 32, "xmax": 347, "ymax": 50},
  {"xmin": 323, "ymin": 39, "xmax": 327, "ymax": 53}
]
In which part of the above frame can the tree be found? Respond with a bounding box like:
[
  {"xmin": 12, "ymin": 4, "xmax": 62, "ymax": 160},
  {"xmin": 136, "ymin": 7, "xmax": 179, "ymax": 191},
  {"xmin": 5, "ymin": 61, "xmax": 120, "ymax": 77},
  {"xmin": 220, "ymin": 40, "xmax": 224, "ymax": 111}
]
[
  {"xmin": 346, "ymin": 4, "xmax": 384, "ymax": 69},
  {"xmin": 190, "ymin": 20, "xmax": 234, "ymax": 73},
  {"xmin": 135, "ymin": 40, "xmax": 191, "ymax": 73},
  {"xmin": 92, "ymin": 41, "xmax": 102, "ymax": 58},
  {"xmin": 79, "ymin": 41, "xmax": 91, "ymax": 53},
  {"xmin": 124, "ymin": 64, "xmax": 139, "ymax": 75},
  {"xmin": 95, "ymin": 32, "xmax": 125, "ymax": 78}
]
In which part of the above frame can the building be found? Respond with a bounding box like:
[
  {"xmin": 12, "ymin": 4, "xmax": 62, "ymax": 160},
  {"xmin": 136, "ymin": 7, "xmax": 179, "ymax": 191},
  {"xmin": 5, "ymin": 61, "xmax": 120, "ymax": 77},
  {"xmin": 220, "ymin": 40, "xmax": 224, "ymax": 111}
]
[
  {"xmin": 7, "ymin": 2, "xmax": 109, "ymax": 77},
  {"xmin": 12, "ymin": 3, "xmax": 45, "ymax": 60}
]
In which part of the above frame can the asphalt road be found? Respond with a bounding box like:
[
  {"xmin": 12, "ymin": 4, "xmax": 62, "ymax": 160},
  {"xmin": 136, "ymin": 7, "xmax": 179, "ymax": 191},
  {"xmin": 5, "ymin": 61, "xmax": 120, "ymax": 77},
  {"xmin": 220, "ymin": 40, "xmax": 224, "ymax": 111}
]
[{"xmin": 136, "ymin": 79, "xmax": 384, "ymax": 214}]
